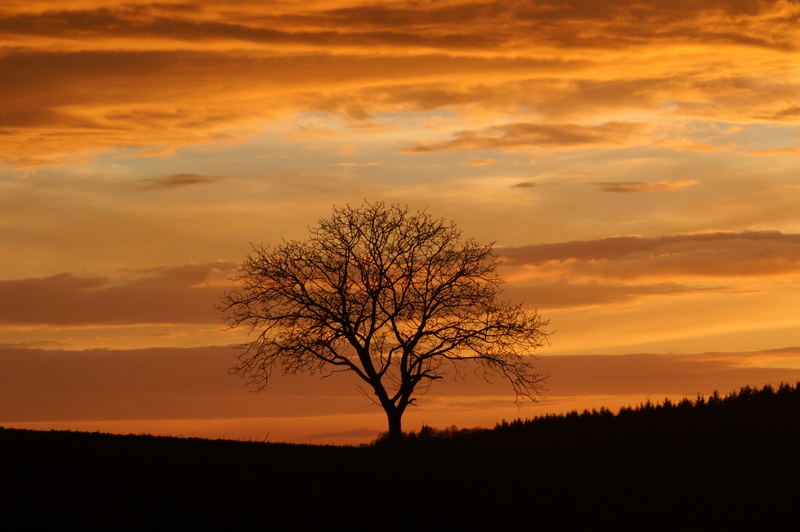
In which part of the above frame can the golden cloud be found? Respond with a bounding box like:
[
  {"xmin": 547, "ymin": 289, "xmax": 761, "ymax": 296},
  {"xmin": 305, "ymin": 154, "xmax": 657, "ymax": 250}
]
[
  {"xmin": 3, "ymin": 1, "xmax": 794, "ymax": 51},
  {"xmin": 2, "ymin": 344, "xmax": 799, "ymax": 422},
  {"xmin": 504, "ymin": 279, "xmax": 722, "ymax": 309},
  {"xmin": 499, "ymin": 231, "xmax": 800, "ymax": 279},
  {"xmin": 136, "ymin": 173, "xmax": 221, "ymax": 189},
  {"xmin": 405, "ymin": 121, "xmax": 645, "ymax": 152},
  {"xmin": 0, "ymin": 1, "xmax": 797, "ymax": 166},
  {"xmin": 0, "ymin": 263, "xmax": 234, "ymax": 325},
  {"xmin": 590, "ymin": 180, "xmax": 699, "ymax": 193},
  {"xmin": 464, "ymin": 157, "xmax": 496, "ymax": 166},
  {"xmin": 2, "ymin": 230, "xmax": 797, "ymax": 329},
  {"xmin": 745, "ymin": 147, "xmax": 800, "ymax": 156}
]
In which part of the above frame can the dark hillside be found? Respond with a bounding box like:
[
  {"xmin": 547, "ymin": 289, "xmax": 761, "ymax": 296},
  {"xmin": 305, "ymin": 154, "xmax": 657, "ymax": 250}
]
[
  {"xmin": 403, "ymin": 381, "xmax": 800, "ymax": 448},
  {"xmin": 3, "ymin": 383, "xmax": 800, "ymax": 530}
]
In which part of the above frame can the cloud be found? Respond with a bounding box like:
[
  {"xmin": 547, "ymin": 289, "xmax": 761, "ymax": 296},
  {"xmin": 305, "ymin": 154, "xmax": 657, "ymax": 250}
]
[
  {"xmin": 3, "ymin": 231, "xmax": 797, "ymax": 327},
  {"xmin": 4, "ymin": 2, "xmax": 794, "ymax": 51},
  {"xmin": 0, "ymin": 6, "xmax": 509, "ymax": 50},
  {"xmin": 505, "ymin": 279, "xmax": 722, "ymax": 309},
  {"xmin": 745, "ymin": 147, "xmax": 800, "ymax": 156},
  {"xmin": 512, "ymin": 182, "xmax": 537, "ymax": 188},
  {"xmin": 405, "ymin": 121, "xmax": 644, "ymax": 152},
  {"xmin": 498, "ymin": 231, "xmax": 800, "ymax": 279},
  {"xmin": 332, "ymin": 162, "xmax": 382, "ymax": 167},
  {"xmin": 0, "ymin": 2, "xmax": 798, "ymax": 165},
  {"xmin": 437, "ymin": 347, "xmax": 800, "ymax": 397},
  {"xmin": 2, "ymin": 344, "xmax": 799, "ymax": 423},
  {"xmin": 590, "ymin": 180, "xmax": 699, "ymax": 193},
  {"xmin": 537, "ymin": 348, "xmax": 800, "ymax": 397},
  {"xmin": 0, "ymin": 263, "xmax": 234, "ymax": 325},
  {"xmin": 0, "ymin": 49, "xmax": 578, "ymax": 166},
  {"xmin": 305, "ymin": 73, "xmax": 800, "ymax": 127},
  {"xmin": 0, "ymin": 108, "xmax": 105, "ymax": 128},
  {"xmin": 0, "ymin": 345, "xmax": 376, "ymax": 422},
  {"xmin": 464, "ymin": 157, "xmax": 495, "ymax": 166},
  {"xmin": 118, "ymin": 147, "xmax": 177, "ymax": 158},
  {"xmin": 137, "ymin": 173, "xmax": 221, "ymax": 189},
  {"xmin": 770, "ymin": 106, "xmax": 800, "ymax": 119}
]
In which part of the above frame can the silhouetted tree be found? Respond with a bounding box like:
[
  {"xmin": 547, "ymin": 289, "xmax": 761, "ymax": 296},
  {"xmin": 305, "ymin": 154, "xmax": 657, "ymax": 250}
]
[{"xmin": 219, "ymin": 201, "xmax": 550, "ymax": 444}]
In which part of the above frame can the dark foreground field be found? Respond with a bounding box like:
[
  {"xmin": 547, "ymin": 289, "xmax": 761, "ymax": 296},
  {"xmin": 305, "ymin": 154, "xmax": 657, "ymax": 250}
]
[{"xmin": 3, "ymin": 383, "xmax": 800, "ymax": 530}]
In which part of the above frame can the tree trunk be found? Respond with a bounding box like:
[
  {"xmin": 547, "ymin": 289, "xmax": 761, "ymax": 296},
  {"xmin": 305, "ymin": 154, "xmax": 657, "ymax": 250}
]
[{"xmin": 386, "ymin": 407, "xmax": 403, "ymax": 446}]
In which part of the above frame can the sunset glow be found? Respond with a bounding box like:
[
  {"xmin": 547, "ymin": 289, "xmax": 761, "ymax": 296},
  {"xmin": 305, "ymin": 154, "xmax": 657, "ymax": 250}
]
[{"xmin": 2, "ymin": 0, "xmax": 800, "ymax": 443}]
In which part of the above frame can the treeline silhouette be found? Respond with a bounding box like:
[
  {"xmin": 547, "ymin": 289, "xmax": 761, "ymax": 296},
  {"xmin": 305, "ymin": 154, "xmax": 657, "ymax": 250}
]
[
  {"xmin": 396, "ymin": 382, "xmax": 800, "ymax": 448},
  {"xmin": 3, "ymin": 382, "xmax": 799, "ymax": 530}
]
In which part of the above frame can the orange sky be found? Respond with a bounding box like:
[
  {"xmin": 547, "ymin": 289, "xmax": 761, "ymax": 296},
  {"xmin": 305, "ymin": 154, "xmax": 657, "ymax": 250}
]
[{"xmin": 2, "ymin": 0, "xmax": 800, "ymax": 444}]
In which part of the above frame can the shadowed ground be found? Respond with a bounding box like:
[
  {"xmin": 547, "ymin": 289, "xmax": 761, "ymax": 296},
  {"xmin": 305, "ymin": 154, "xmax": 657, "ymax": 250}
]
[{"xmin": 3, "ymin": 383, "xmax": 799, "ymax": 530}]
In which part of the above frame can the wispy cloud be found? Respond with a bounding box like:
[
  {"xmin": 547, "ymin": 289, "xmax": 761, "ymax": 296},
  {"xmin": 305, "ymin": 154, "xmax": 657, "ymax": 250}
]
[
  {"xmin": 137, "ymin": 173, "xmax": 221, "ymax": 189},
  {"xmin": 590, "ymin": 180, "xmax": 698, "ymax": 193},
  {"xmin": 0, "ymin": 263, "xmax": 234, "ymax": 325},
  {"xmin": 463, "ymin": 157, "xmax": 496, "ymax": 166},
  {"xmin": 506, "ymin": 279, "xmax": 723, "ymax": 309},
  {"xmin": 499, "ymin": 231, "xmax": 800, "ymax": 279},
  {"xmin": 3, "ymin": 231, "xmax": 798, "ymax": 327},
  {"xmin": 745, "ymin": 147, "xmax": 800, "ymax": 156},
  {"xmin": 405, "ymin": 122, "xmax": 644, "ymax": 152},
  {"xmin": 3, "ymin": 344, "xmax": 799, "ymax": 423},
  {"xmin": 0, "ymin": 2, "xmax": 797, "ymax": 165}
]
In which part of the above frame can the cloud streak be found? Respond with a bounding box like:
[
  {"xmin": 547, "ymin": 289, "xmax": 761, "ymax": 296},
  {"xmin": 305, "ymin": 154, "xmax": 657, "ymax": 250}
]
[
  {"xmin": 136, "ymin": 173, "xmax": 221, "ymax": 189},
  {"xmin": 499, "ymin": 231, "xmax": 800, "ymax": 279},
  {"xmin": 746, "ymin": 147, "xmax": 800, "ymax": 156},
  {"xmin": 0, "ymin": 1, "xmax": 797, "ymax": 166},
  {"xmin": 1, "ymin": 230, "xmax": 798, "ymax": 328},
  {"xmin": 2, "ymin": 2, "xmax": 795, "ymax": 51},
  {"xmin": 590, "ymin": 180, "xmax": 698, "ymax": 193},
  {"xmin": 0, "ymin": 263, "xmax": 233, "ymax": 325},
  {"xmin": 506, "ymin": 280, "xmax": 722, "ymax": 309},
  {"xmin": 406, "ymin": 122, "xmax": 644, "ymax": 152},
  {"xmin": 2, "ymin": 344, "xmax": 799, "ymax": 423},
  {"xmin": 0, "ymin": 229, "xmax": 795, "ymax": 332},
  {"xmin": 464, "ymin": 157, "xmax": 495, "ymax": 166},
  {"xmin": 332, "ymin": 162, "xmax": 381, "ymax": 167}
]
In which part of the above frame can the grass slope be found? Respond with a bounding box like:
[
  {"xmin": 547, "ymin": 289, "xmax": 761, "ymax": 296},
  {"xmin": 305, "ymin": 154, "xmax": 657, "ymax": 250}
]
[{"xmin": 3, "ymin": 383, "xmax": 800, "ymax": 530}]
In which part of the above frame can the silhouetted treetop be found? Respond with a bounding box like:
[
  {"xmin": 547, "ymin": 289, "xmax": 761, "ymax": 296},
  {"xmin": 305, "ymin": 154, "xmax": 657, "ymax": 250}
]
[{"xmin": 220, "ymin": 201, "xmax": 550, "ymax": 443}]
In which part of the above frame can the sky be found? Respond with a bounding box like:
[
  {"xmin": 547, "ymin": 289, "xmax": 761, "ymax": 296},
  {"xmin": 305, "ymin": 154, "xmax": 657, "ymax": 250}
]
[{"xmin": 2, "ymin": 0, "xmax": 800, "ymax": 444}]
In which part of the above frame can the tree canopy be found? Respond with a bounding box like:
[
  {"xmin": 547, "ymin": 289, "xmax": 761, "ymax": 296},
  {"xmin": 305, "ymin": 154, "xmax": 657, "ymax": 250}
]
[{"xmin": 220, "ymin": 201, "xmax": 550, "ymax": 443}]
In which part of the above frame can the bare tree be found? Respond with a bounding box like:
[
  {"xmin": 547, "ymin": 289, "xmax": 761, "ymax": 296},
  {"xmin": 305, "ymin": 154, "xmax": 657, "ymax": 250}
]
[{"xmin": 219, "ymin": 201, "xmax": 550, "ymax": 444}]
